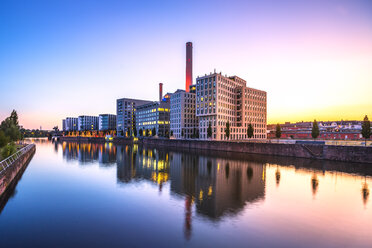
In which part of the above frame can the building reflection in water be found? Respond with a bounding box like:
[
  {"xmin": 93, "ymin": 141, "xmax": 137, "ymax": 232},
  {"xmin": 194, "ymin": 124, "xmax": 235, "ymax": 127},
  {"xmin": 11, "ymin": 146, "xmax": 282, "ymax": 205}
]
[
  {"xmin": 116, "ymin": 145, "xmax": 266, "ymax": 239},
  {"xmin": 60, "ymin": 142, "xmax": 117, "ymax": 166},
  {"xmin": 55, "ymin": 141, "xmax": 372, "ymax": 242}
]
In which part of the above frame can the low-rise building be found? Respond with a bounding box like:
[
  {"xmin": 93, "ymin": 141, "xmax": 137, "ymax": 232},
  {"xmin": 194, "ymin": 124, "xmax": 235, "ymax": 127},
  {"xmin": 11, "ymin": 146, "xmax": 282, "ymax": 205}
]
[
  {"xmin": 170, "ymin": 87, "xmax": 199, "ymax": 139},
  {"xmin": 99, "ymin": 114, "xmax": 116, "ymax": 131},
  {"xmin": 267, "ymin": 120, "xmax": 365, "ymax": 140}
]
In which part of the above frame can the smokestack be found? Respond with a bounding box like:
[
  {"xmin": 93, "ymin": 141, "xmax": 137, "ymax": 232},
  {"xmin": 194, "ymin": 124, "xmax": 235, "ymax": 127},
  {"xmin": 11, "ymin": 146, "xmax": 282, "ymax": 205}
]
[
  {"xmin": 159, "ymin": 82, "xmax": 163, "ymax": 102},
  {"xmin": 186, "ymin": 42, "xmax": 193, "ymax": 92}
]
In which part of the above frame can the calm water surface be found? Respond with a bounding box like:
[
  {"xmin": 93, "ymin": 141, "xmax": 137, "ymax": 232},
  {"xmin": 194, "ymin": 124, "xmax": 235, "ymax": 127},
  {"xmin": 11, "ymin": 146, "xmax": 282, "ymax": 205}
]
[{"xmin": 0, "ymin": 139, "xmax": 371, "ymax": 247}]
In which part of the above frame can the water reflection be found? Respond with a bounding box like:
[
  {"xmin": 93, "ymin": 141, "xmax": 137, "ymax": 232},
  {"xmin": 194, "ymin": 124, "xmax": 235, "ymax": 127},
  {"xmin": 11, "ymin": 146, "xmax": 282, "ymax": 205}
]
[
  {"xmin": 54, "ymin": 141, "xmax": 372, "ymax": 245},
  {"xmin": 59, "ymin": 141, "xmax": 372, "ymax": 212},
  {"xmin": 275, "ymin": 166, "xmax": 281, "ymax": 186},
  {"xmin": 61, "ymin": 142, "xmax": 116, "ymax": 165},
  {"xmin": 311, "ymin": 174, "xmax": 319, "ymax": 196},
  {"xmin": 362, "ymin": 178, "xmax": 369, "ymax": 206},
  {"xmin": 114, "ymin": 145, "xmax": 266, "ymax": 239},
  {"xmin": 116, "ymin": 145, "xmax": 266, "ymax": 219}
]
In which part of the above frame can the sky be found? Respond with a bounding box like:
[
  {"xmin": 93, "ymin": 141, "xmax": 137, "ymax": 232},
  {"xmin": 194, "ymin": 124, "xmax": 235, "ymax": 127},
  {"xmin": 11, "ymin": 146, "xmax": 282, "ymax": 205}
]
[{"xmin": 0, "ymin": 0, "xmax": 371, "ymax": 129}]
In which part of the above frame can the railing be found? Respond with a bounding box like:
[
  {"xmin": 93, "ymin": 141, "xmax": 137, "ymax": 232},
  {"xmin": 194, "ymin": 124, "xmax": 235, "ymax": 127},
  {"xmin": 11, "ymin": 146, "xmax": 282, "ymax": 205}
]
[{"xmin": 0, "ymin": 144, "xmax": 35, "ymax": 176}]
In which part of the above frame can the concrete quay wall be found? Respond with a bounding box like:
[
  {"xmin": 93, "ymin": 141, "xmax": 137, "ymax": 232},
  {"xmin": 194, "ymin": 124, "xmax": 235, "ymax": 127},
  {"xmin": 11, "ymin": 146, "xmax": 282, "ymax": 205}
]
[
  {"xmin": 0, "ymin": 145, "xmax": 36, "ymax": 199},
  {"xmin": 140, "ymin": 138, "xmax": 372, "ymax": 164}
]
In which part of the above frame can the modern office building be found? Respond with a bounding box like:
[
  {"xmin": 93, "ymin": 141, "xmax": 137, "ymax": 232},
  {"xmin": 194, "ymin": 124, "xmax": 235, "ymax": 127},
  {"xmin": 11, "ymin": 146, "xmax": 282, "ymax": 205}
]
[
  {"xmin": 136, "ymin": 97, "xmax": 171, "ymax": 137},
  {"xmin": 116, "ymin": 98, "xmax": 152, "ymax": 137},
  {"xmin": 78, "ymin": 115, "xmax": 99, "ymax": 131},
  {"xmin": 99, "ymin": 114, "xmax": 116, "ymax": 131},
  {"xmin": 196, "ymin": 72, "xmax": 267, "ymax": 140},
  {"xmin": 62, "ymin": 117, "xmax": 78, "ymax": 132},
  {"xmin": 170, "ymin": 87, "xmax": 199, "ymax": 139},
  {"xmin": 185, "ymin": 42, "xmax": 193, "ymax": 92}
]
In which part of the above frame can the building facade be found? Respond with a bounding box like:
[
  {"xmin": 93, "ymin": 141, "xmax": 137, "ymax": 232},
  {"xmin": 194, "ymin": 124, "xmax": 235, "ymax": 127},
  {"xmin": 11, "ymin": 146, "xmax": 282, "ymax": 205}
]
[
  {"xmin": 78, "ymin": 115, "xmax": 99, "ymax": 131},
  {"xmin": 62, "ymin": 117, "xmax": 78, "ymax": 132},
  {"xmin": 116, "ymin": 98, "xmax": 152, "ymax": 137},
  {"xmin": 136, "ymin": 99, "xmax": 171, "ymax": 137},
  {"xmin": 66, "ymin": 117, "xmax": 78, "ymax": 131},
  {"xmin": 196, "ymin": 72, "xmax": 267, "ymax": 140},
  {"xmin": 99, "ymin": 114, "xmax": 116, "ymax": 131},
  {"xmin": 170, "ymin": 89, "xmax": 199, "ymax": 139}
]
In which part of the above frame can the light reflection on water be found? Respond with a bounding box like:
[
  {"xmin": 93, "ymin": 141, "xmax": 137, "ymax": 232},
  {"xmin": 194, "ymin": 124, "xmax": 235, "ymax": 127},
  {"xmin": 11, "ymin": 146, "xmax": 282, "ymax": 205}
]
[{"xmin": 0, "ymin": 138, "xmax": 371, "ymax": 248}]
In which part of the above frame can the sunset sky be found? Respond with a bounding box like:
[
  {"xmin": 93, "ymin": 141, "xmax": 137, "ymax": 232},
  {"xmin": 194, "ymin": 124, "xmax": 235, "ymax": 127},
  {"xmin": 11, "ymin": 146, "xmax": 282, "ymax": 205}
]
[{"xmin": 0, "ymin": 0, "xmax": 371, "ymax": 129}]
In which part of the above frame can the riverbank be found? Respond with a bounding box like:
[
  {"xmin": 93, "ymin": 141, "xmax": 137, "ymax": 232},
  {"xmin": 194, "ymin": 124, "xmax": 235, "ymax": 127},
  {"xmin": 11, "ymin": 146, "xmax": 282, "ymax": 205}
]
[
  {"xmin": 59, "ymin": 136, "xmax": 372, "ymax": 164},
  {"xmin": 0, "ymin": 144, "xmax": 36, "ymax": 204}
]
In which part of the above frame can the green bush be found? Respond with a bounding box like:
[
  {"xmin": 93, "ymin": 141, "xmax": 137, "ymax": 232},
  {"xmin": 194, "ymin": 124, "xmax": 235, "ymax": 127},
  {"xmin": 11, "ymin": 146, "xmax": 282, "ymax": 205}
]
[
  {"xmin": 0, "ymin": 131, "xmax": 9, "ymax": 148},
  {"xmin": 1, "ymin": 143, "xmax": 17, "ymax": 159}
]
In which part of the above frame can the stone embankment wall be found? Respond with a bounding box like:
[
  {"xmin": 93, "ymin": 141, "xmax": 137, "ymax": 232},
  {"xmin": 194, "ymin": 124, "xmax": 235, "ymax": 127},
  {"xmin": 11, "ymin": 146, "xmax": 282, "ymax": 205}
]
[
  {"xmin": 0, "ymin": 144, "xmax": 36, "ymax": 198},
  {"xmin": 138, "ymin": 139, "xmax": 372, "ymax": 164}
]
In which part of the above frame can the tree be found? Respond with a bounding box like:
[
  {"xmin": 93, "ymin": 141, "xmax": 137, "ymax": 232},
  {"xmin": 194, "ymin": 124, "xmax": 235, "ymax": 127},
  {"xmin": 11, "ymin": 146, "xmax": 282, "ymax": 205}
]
[
  {"xmin": 152, "ymin": 127, "xmax": 156, "ymax": 136},
  {"xmin": 181, "ymin": 129, "xmax": 184, "ymax": 138},
  {"xmin": 139, "ymin": 129, "xmax": 143, "ymax": 137},
  {"xmin": 207, "ymin": 122, "xmax": 212, "ymax": 138},
  {"xmin": 145, "ymin": 129, "xmax": 149, "ymax": 137},
  {"xmin": 9, "ymin": 110, "xmax": 19, "ymax": 126},
  {"xmin": 0, "ymin": 110, "xmax": 22, "ymax": 142},
  {"xmin": 311, "ymin": 119, "xmax": 320, "ymax": 139},
  {"xmin": 275, "ymin": 123, "xmax": 281, "ymax": 139},
  {"xmin": 225, "ymin": 121, "xmax": 230, "ymax": 140},
  {"xmin": 247, "ymin": 123, "xmax": 254, "ymax": 138},
  {"xmin": 170, "ymin": 130, "xmax": 173, "ymax": 137},
  {"xmin": 362, "ymin": 115, "xmax": 371, "ymax": 146}
]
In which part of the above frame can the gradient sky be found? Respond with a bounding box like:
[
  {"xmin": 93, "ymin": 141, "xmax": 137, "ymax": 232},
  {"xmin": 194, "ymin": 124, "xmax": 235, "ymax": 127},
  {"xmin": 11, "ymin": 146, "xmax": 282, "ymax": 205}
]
[{"xmin": 0, "ymin": 0, "xmax": 371, "ymax": 129}]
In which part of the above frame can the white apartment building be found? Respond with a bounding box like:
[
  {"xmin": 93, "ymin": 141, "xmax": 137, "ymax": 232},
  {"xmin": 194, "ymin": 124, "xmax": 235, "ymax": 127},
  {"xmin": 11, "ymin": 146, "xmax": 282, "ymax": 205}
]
[
  {"xmin": 78, "ymin": 115, "xmax": 99, "ymax": 131},
  {"xmin": 196, "ymin": 72, "xmax": 267, "ymax": 140},
  {"xmin": 170, "ymin": 89, "xmax": 199, "ymax": 139},
  {"xmin": 65, "ymin": 117, "xmax": 78, "ymax": 131}
]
